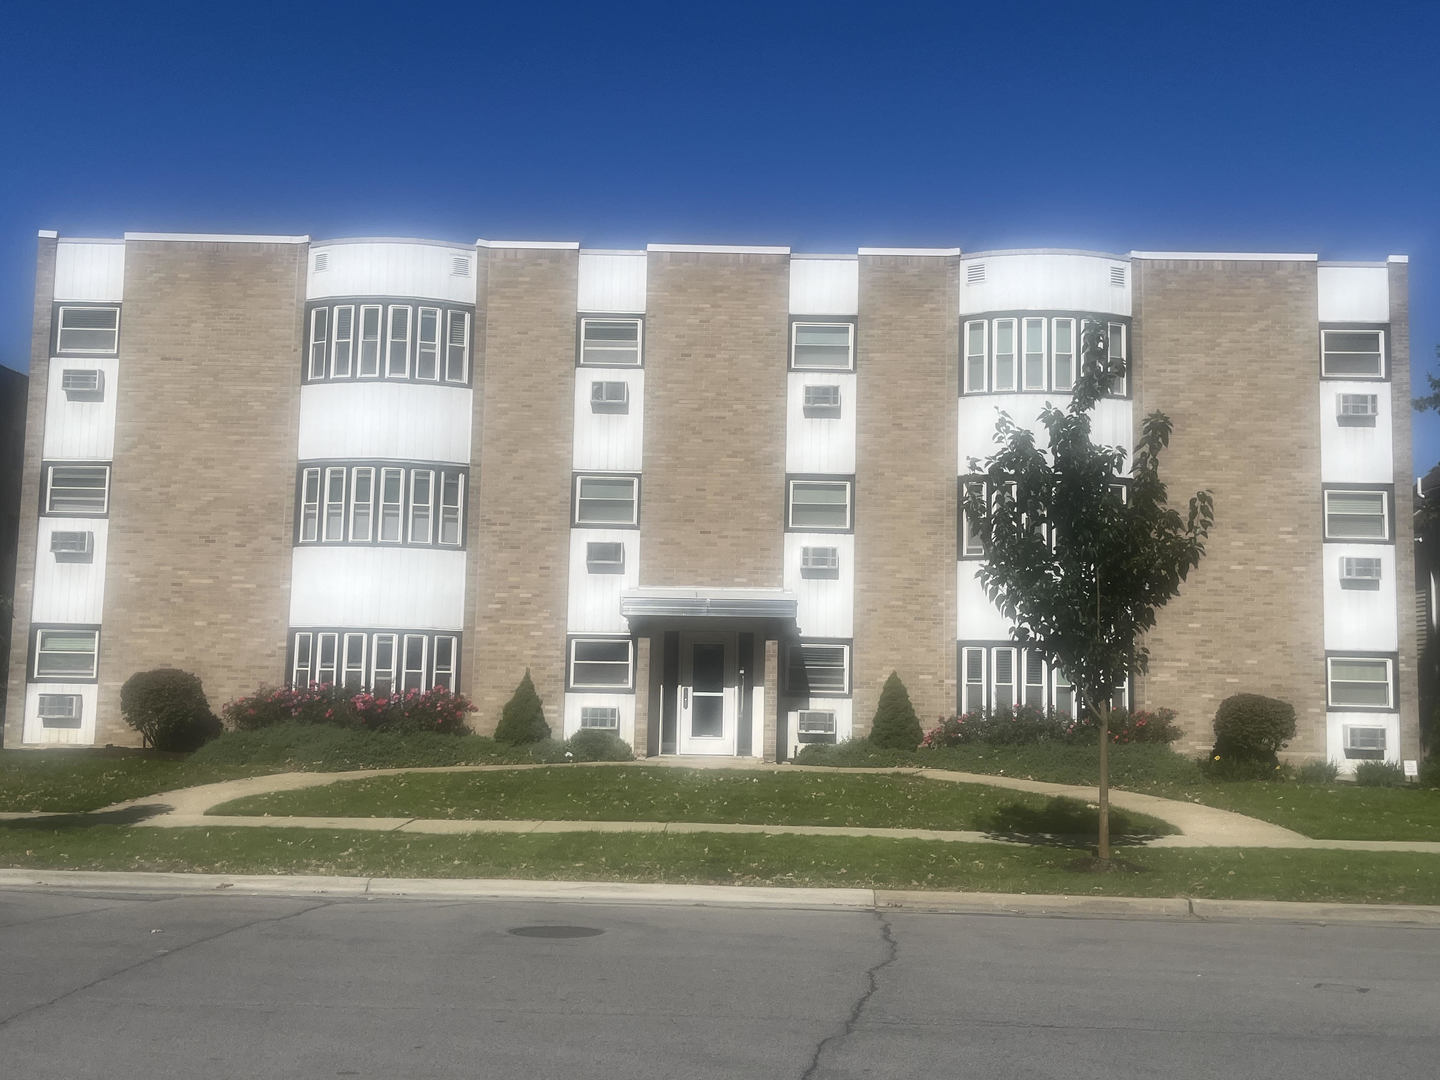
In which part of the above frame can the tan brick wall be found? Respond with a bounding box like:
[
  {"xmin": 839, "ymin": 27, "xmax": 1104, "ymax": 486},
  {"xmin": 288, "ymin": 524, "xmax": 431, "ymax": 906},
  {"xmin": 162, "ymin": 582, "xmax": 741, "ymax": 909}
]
[
  {"xmin": 469, "ymin": 248, "xmax": 577, "ymax": 732},
  {"xmin": 1132, "ymin": 259, "xmax": 1326, "ymax": 755},
  {"xmin": 852, "ymin": 254, "xmax": 959, "ymax": 729},
  {"xmin": 97, "ymin": 240, "xmax": 306, "ymax": 744},
  {"xmin": 640, "ymin": 251, "xmax": 787, "ymax": 587},
  {"xmin": 3, "ymin": 236, "xmax": 57, "ymax": 747},
  {"xmin": 460, "ymin": 247, "xmax": 490, "ymax": 719},
  {"xmin": 1388, "ymin": 260, "xmax": 1422, "ymax": 759}
]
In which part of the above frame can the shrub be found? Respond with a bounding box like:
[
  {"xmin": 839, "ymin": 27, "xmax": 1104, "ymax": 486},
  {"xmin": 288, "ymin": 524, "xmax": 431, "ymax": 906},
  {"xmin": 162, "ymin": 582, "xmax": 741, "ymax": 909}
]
[
  {"xmin": 1198, "ymin": 753, "xmax": 1285, "ymax": 781},
  {"xmin": 869, "ymin": 672, "xmax": 923, "ymax": 750},
  {"xmin": 222, "ymin": 684, "xmax": 474, "ymax": 735},
  {"xmin": 1354, "ymin": 760, "xmax": 1406, "ymax": 787},
  {"xmin": 563, "ymin": 730, "xmax": 634, "ymax": 762},
  {"xmin": 919, "ymin": 705, "xmax": 1183, "ymax": 749},
  {"xmin": 494, "ymin": 669, "xmax": 551, "ymax": 745},
  {"xmin": 1210, "ymin": 693, "xmax": 1296, "ymax": 769},
  {"xmin": 120, "ymin": 668, "xmax": 223, "ymax": 752},
  {"xmin": 1419, "ymin": 756, "xmax": 1440, "ymax": 789},
  {"xmin": 191, "ymin": 724, "xmax": 570, "ymax": 771},
  {"xmin": 1295, "ymin": 759, "xmax": 1340, "ymax": 785}
]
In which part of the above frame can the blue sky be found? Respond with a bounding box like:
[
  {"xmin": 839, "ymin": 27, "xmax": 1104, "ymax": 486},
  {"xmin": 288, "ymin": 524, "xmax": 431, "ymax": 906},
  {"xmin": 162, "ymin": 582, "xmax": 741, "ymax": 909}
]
[{"xmin": 2, "ymin": 0, "xmax": 1436, "ymax": 463}]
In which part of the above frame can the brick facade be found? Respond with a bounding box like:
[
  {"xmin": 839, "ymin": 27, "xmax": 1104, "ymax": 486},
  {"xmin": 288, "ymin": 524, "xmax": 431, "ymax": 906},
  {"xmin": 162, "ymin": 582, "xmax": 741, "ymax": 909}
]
[{"xmin": 1388, "ymin": 260, "xmax": 1421, "ymax": 759}]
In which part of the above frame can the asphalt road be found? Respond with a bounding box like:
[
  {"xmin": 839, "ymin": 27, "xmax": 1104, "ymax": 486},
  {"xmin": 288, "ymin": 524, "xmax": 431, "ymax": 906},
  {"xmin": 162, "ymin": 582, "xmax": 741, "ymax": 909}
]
[{"xmin": 1, "ymin": 888, "xmax": 1436, "ymax": 1079}]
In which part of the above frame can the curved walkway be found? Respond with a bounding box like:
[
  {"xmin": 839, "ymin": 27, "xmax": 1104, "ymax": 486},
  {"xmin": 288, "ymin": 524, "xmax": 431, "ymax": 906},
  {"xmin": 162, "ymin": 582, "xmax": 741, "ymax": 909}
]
[{"xmin": 42, "ymin": 760, "xmax": 1440, "ymax": 853}]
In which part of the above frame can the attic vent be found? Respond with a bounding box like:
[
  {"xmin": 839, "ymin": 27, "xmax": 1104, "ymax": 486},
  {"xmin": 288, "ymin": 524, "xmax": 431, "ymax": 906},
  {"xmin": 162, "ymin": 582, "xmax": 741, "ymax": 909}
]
[
  {"xmin": 313, "ymin": 252, "xmax": 329, "ymax": 272},
  {"xmin": 1110, "ymin": 266, "xmax": 1127, "ymax": 286},
  {"xmin": 966, "ymin": 263, "xmax": 986, "ymax": 285},
  {"xmin": 451, "ymin": 256, "xmax": 471, "ymax": 277}
]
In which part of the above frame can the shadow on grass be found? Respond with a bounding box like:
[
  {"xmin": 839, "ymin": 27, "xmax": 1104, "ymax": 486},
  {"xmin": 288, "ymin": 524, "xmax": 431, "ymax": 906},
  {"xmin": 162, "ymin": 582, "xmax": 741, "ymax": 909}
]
[
  {"xmin": 982, "ymin": 797, "xmax": 1166, "ymax": 849},
  {"xmin": 0, "ymin": 803, "xmax": 171, "ymax": 831}
]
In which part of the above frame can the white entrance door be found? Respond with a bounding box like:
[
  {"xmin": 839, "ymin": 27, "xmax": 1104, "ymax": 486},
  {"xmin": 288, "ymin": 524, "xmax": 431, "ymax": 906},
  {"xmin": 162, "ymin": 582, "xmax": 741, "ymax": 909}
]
[{"xmin": 678, "ymin": 632, "xmax": 737, "ymax": 755}]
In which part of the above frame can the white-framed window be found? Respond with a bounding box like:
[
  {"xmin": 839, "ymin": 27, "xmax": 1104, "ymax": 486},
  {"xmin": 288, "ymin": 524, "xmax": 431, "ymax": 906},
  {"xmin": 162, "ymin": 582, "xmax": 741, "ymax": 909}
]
[
  {"xmin": 342, "ymin": 633, "xmax": 368, "ymax": 690},
  {"xmin": 961, "ymin": 644, "xmax": 1102, "ymax": 718},
  {"xmin": 379, "ymin": 468, "xmax": 404, "ymax": 542},
  {"xmin": 1052, "ymin": 666, "xmax": 1076, "ymax": 718},
  {"xmin": 960, "ymin": 480, "xmax": 985, "ymax": 558},
  {"xmin": 787, "ymin": 479, "xmax": 852, "ymax": 531},
  {"xmin": 308, "ymin": 307, "xmax": 329, "ymax": 380},
  {"xmin": 1023, "ymin": 650, "xmax": 1047, "ymax": 709},
  {"xmin": 408, "ymin": 468, "xmax": 434, "ymax": 545},
  {"xmin": 991, "ymin": 647, "xmax": 1017, "ymax": 710},
  {"xmin": 386, "ymin": 305, "xmax": 411, "ymax": 378},
  {"xmin": 1324, "ymin": 489, "xmax": 1389, "ymax": 541},
  {"xmin": 315, "ymin": 632, "xmax": 339, "ymax": 686},
  {"xmin": 45, "ymin": 464, "xmax": 110, "ymax": 515},
  {"xmin": 298, "ymin": 469, "xmax": 320, "ymax": 541},
  {"xmin": 323, "ymin": 467, "xmax": 347, "ymax": 542},
  {"xmin": 445, "ymin": 310, "xmax": 470, "ymax": 383},
  {"xmin": 1052, "ymin": 317, "xmax": 1075, "ymax": 392},
  {"xmin": 439, "ymin": 473, "xmax": 464, "ymax": 546},
  {"xmin": 1022, "ymin": 317, "xmax": 1047, "ymax": 391},
  {"xmin": 432, "ymin": 635, "xmax": 457, "ymax": 691},
  {"xmin": 802, "ymin": 383, "xmax": 842, "ymax": 417},
  {"xmin": 1327, "ymin": 656, "xmax": 1394, "ymax": 709},
  {"xmin": 56, "ymin": 306, "xmax": 119, "ymax": 354},
  {"xmin": 37, "ymin": 693, "xmax": 83, "ymax": 728},
  {"xmin": 569, "ymin": 637, "xmax": 634, "ymax": 689},
  {"xmin": 964, "ymin": 320, "xmax": 987, "ymax": 393},
  {"xmin": 33, "ymin": 628, "xmax": 99, "ymax": 680},
  {"xmin": 332, "ymin": 305, "xmax": 355, "ymax": 378},
  {"xmin": 801, "ymin": 545, "xmax": 839, "ymax": 577},
  {"xmin": 292, "ymin": 631, "xmax": 313, "ymax": 687},
  {"xmin": 581, "ymin": 706, "xmax": 620, "ymax": 730},
  {"xmin": 50, "ymin": 530, "xmax": 94, "ymax": 562},
  {"xmin": 350, "ymin": 467, "xmax": 375, "ymax": 542},
  {"xmin": 372, "ymin": 633, "xmax": 398, "ymax": 695},
  {"xmin": 791, "ymin": 321, "xmax": 855, "ymax": 371},
  {"xmin": 1321, "ymin": 329, "xmax": 1385, "ymax": 379},
  {"xmin": 1106, "ymin": 321, "xmax": 1127, "ymax": 396},
  {"xmin": 290, "ymin": 629, "xmax": 460, "ymax": 694},
  {"xmin": 586, "ymin": 541, "xmax": 625, "ymax": 573},
  {"xmin": 992, "ymin": 318, "xmax": 1017, "ymax": 392},
  {"xmin": 785, "ymin": 642, "xmax": 850, "ymax": 696},
  {"xmin": 574, "ymin": 474, "xmax": 639, "ymax": 526},
  {"xmin": 580, "ymin": 318, "xmax": 642, "ymax": 366},
  {"xmin": 299, "ymin": 463, "xmax": 463, "ymax": 547},
  {"xmin": 415, "ymin": 307, "xmax": 441, "ymax": 382},
  {"xmin": 961, "ymin": 646, "xmax": 986, "ymax": 713},
  {"xmin": 357, "ymin": 305, "xmax": 383, "ymax": 378},
  {"xmin": 401, "ymin": 634, "xmax": 428, "ymax": 691}
]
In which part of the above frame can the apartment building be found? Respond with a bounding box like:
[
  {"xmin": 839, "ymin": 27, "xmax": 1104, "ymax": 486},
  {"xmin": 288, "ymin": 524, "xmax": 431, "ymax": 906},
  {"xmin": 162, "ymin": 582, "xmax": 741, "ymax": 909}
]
[{"xmin": 4, "ymin": 231, "xmax": 1419, "ymax": 771}]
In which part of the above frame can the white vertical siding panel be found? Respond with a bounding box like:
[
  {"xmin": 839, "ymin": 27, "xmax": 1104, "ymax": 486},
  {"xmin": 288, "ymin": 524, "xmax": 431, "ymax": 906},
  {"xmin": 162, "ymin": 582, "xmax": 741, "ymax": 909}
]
[
  {"xmin": 783, "ymin": 533, "xmax": 854, "ymax": 638},
  {"xmin": 958, "ymin": 396, "xmax": 1132, "ymax": 473},
  {"xmin": 1322, "ymin": 544, "xmax": 1399, "ymax": 652},
  {"xmin": 1317, "ymin": 267, "xmax": 1390, "ymax": 323},
  {"xmin": 53, "ymin": 242, "xmax": 125, "ymax": 302},
  {"xmin": 297, "ymin": 384, "xmax": 472, "ymax": 464},
  {"xmin": 31, "ymin": 519, "xmax": 108, "ymax": 624},
  {"xmin": 1319, "ymin": 383, "xmax": 1394, "ymax": 483},
  {"xmin": 789, "ymin": 258, "xmax": 859, "ymax": 315},
  {"xmin": 307, "ymin": 242, "xmax": 476, "ymax": 304},
  {"xmin": 43, "ymin": 357, "xmax": 119, "ymax": 459},
  {"xmin": 956, "ymin": 561, "xmax": 1012, "ymax": 642},
  {"xmin": 567, "ymin": 531, "xmax": 638, "ymax": 633},
  {"xmin": 785, "ymin": 373, "xmax": 857, "ymax": 474},
  {"xmin": 572, "ymin": 370, "xmax": 645, "ymax": 471},
  {"xmin": 1326, "ymin": 713, "xmax": 1401, "ymax": 772},
  {"xmin": 563, "ymin": 693, "xmax": 637, "ymax": 745},
  {"xmin": 959, "ymin": 253, "xmax": 1130, "ymax": 316},
  {"xmin": 288, "ymin": 548, "xmax": 467, "ymax": 629},
  {"xmin": 21, "ymin": 684, "xmax": 99, "ymax": 745},
  {"xmin": 578, "ymin": 253, "xmax": 647, "ymax": 312},
  {"xmin": 784, "ymin": 698, "xmax": 852, "ymax": 759}
]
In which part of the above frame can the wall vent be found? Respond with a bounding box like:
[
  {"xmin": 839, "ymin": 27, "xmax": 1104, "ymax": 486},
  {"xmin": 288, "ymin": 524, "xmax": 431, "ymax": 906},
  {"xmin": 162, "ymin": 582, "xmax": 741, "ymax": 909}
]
[
  {"xmin": 313, "ymin": 252, "xmax": 329, "ymax": 272},
  {"xmin": 451, "ymin": 256, "xmax": 471, "ymax": 277},
  {"xmin": 1110, "ymin": 265, "xmax": 1127, "ymax": 286},
  {"xmin": 965, "ymin": 263, "xmax": 986, "ymax": 285}
]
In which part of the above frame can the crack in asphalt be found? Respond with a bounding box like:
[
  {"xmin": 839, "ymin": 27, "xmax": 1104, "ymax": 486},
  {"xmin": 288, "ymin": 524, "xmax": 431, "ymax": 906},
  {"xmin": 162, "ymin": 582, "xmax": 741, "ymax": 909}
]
[{"xmin": 800, "ymin": 909, "xmax": 898, "ymax": 1079}]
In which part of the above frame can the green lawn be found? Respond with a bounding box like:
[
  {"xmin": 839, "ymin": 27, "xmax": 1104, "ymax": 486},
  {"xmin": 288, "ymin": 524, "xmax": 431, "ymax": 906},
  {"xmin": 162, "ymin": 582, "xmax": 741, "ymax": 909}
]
[
  {"xmin": 2, "ymin": 822, "xmax": 1438, "ymax": 904},
  {"xmin": 209, "ymin": 766, "xmax": 1177, "ymax": 837},
  {"xmin": 0, "ymin": 751, "xmax": 269, "ymax": 813}
]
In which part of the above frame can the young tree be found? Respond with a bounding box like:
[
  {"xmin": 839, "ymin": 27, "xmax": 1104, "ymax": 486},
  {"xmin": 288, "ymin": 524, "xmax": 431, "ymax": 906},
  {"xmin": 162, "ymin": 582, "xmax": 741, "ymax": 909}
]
[{"xmin": 964, "ymin": 322, "xmax": 1214, "ymax": 863}]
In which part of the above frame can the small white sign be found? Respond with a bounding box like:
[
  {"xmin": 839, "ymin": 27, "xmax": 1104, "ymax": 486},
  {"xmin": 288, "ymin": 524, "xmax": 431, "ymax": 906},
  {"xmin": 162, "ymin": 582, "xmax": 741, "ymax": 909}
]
[{"xmin": 1403, "ymin": 760, "xmax": 1419, "ymax": 778}]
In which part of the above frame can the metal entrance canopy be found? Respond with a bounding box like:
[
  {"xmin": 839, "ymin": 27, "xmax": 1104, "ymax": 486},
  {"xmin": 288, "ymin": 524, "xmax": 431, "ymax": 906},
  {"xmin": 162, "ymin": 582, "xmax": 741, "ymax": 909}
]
[{"xmin": 620, "ymin": 587, "xmax": 798, "ymax": 621}]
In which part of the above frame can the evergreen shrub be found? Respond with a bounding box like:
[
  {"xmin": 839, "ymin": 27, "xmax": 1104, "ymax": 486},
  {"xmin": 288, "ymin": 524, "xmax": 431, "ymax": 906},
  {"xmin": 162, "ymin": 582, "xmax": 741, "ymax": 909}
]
[
  {"xmin": 1209, "ymin": 693, "xmax": 1296, "ymax": 772},
  {"xmin": 120, "ymin": 669, "xmax": 223, "ymax": 752},
  {"xmin": 869, "ymin": 672, "xmax": 924, "ymax": 750},
  {"xmin": 494, "ymin": 669, "xmax": 551, "ymax": 745},
  {"xmin": 563, "ymin": 730, "xmax": 634, "ymax": 761}
]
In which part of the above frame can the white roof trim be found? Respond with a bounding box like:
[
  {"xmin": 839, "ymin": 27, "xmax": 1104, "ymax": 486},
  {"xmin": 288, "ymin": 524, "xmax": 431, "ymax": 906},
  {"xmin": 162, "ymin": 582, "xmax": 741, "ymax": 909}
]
[
  {"xmin": 621, "ymin": 586, "xmax": 798, "ymax": 620},
  {"xmin": 37, "ymin": 229, "xmax": 58, "ymax": 239},
  {"xmin": 316, "ymin": 236, "xmax": 474, "ymax": 250},
  {"xmin": 962, "ymin": 248, "xmax": 1128, "ymax": 260},
  {"xmin": 57, "ymin": 237, "xmax": 125, "ymax": 245},
  {"xmin": 579, "ymin": 248, "xmax": 647, "ymax": 256},
  {"xmin": 648, "ymin": 243, "xmax": 790, "ymax": 255},
  {"xmin": 792, "ymin": 253, "xmax": 859, "ymax": 261},
  {"xmin": 124, "ymin": 232, "xmax": 309, "ymax": 244},
  {"xmin": 1388, "ymin": 255, "xmax": 1409, "ymax": 263},
  {"xmin": 477, "ymin": 239, "xmax": 580, "ymax": 250},
  {"xmin": 1318, "ymin": 261, "xmax": 1389, "ymax": 268},
  {"xmin": 1129, "ymin": 251, "xmax": 1317, "ymax": 262},
  {"xmin": 858, "ymin": 247, "xmax": 961, "ymax": 257}
]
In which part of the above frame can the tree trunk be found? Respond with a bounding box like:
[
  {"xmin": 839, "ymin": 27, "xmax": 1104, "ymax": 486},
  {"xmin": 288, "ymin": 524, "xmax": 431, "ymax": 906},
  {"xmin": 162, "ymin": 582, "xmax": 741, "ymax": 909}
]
[{"xmin": 1096, "ymin": 699, "xmax": 1111, "ymax": 862}]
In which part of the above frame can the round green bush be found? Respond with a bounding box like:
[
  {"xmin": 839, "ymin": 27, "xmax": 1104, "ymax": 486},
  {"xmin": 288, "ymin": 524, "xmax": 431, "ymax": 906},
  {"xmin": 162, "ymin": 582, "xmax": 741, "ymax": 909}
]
[
  {"xmin": 563, "ymin": 730, "xmax": 634, "ymax": 762},
  {"xmin": 1209, "ymin": 693, "xmax": 1296, "ymax": 770},
  {"xmin": 494, "ymin": 670, "xmax": 551, "ymax": 745},
  {"xmin": 869, "ymin": 671, "xmax": 923, "ymax": 750},
  {"xmin": 120, "ymin": 668, "xmax": 222, "ymax": 752}
]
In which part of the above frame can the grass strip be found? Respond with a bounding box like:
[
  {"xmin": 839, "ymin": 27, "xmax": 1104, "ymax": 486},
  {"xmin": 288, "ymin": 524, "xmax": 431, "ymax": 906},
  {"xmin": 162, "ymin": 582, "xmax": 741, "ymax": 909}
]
[
  {"xmin": 2, "ymin": 823, "xmax": 1439, "ymax": 904},
  {"xmin": 0, "ymin": 752, "xmax": 270, "ymax": 814}
]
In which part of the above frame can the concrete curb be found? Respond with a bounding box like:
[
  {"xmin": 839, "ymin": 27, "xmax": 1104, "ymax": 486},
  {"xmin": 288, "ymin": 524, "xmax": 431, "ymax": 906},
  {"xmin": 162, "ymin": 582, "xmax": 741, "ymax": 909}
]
[{"xmin": 2, "ymin": 869, "xmax": 1438, "ymax": 925}]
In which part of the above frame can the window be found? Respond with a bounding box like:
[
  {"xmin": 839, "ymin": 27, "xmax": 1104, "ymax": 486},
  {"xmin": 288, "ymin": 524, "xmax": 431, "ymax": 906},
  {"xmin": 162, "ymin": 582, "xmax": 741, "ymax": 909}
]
[
  {"xmin": 401, "ymin": 634, "xmax": 427, "ymax": 691},
  {"xmin": 1321, "ymin": 329, "xmax": 1384, "ymax": 379},
  {"xmin": 961, "ymin": 647, "xmax": 986, "ymax": 713},
  {"xmin": 56, "ymin": 306, "xmax": 119, "ymax": 354},
  {"xmin": 296, "ymin": 462, "xmax": 466, "ymax": 547},
  {"xmin": 569, "ymin": 637, "xmax": 634, "ymax": 689},
  {"xmin": 791, "ymin": 322, "xmax": 855, "ymax": 371},
  {"xmin": 574, "ymin": 474, "xmax": 639, "ymax": 526},
  {"xmin": 590, "ymin": 380, "xmax": 629, "ymax": 411},
  {"xmin": 33, "ymin": 628, "xmax": 99, "ymax": 680},
  {"xmin": 787, "ymin": 479, "xmax": 852, "ymax": 531},
  {"xmin": 372, "ymin": 633, "xmax": 397, "ymax": 695},
  {"xmin": 960, "ymin": 481, "xmax": 986, "ymax": 557},
  {"xmin": 60, "ymin": 369, "xmax": 103, "ymax": 401},
  {"xmin": 342, "ymin": 633, "xmax": 367, "ymax": 690},
  {"xmin": 50, "ymin": 530, "xmax": 94, "ymax": 562},
  {"xmin": 1327, "ymin": 656, "xmax": 1393, "ymax": 709},
  {"xmin": 332, "ymin": 305, "xmax": 355, "ymax": 377},
  {"xmin": 357, "ymin": 305, "xmax": 382, "ymax": 378},
  {"xmin": 1324, "ymin": 489, "xmax": 1389, "ymax": 541},
  {"xmin": 386, "ymin": 305, "xmax": 411, "ymax": 378},
  {"xmin": 445, "ymin": 310, "xmax": 471, "ymax": 383},
  {"xmin": 45, "ymin": 464, "xmax": 109, "ymax": 515},
  {"xmin": 786, "ymin": 642, "xmax": 851, "ymax": 696},
  {"xmin": 586, "ymin": 541, "xmax": 625, "ymax": 573},
  {"xmin": 1052, "ymin": 667, "xmax": 1076, "ymax": 718},
  {"xmin": 415, "ymin": 307, "xmax": 441, "ymax": 382},
  {"xmin": 960, "ymin": 643, "xmax": 1113, "ymax": 718},
  {"xmin": 962, "ymin": 313, "xmax": 1128, "ymax": 396},
  {"xmin": 1106, "ymin": 321, "xmax": 1127, "ymax": 396},
  {"xmin": 433, "ymin": 635, "xmax": 457, "ymax": 691},
  {"xmin": 292, "ymin": 632, "xmax": 313, "ymax": 687},
  {"xmin": 289, "ymin": 629, "xmax": 459, "ymax": 694},
  {"xmin": 579, "ymin": 318, "xmax": 642, "ymax": 366},
  {"xmin": 1022, "ymin": 318, "xmax": 1046, "ymax": 391},
  {"xmin": 801, "ymin": 545, "xmax": 839, "ymax": 578},
  {"xmin": 315, "ymin": 632, "xmax": 338, "ymax": 686},
  {"xmin": 992, "ymin": 318, "xmax": 1017, "ymax": 392},
  {"xmin": 581, "ymin": 706, "xmax": 619, "ymax": 730},
  {"xmin": 802, "ymin": 384, "xmax": 842, "ymax": 417},
  {"xmin": 1052, "ymin": 318, "xmax": 1075, "ymax": 392},
  {"xmin": 992, "ymin": 647, "xmax": 1017, "ymax": 710},
  {"xmin": 964, "ymin": 321, "xmax": 987, "ymax": 393},
  {"xmin": 308, "ymin": 307, "xmax": 329, "ymax": 380},
  {"xmin": 37, "ymin": 693, "xmax": 82, "ymax": 728},
  {"xmin": 1023, "ymin": 650, "xmax": 1047, "ymax": 708}
]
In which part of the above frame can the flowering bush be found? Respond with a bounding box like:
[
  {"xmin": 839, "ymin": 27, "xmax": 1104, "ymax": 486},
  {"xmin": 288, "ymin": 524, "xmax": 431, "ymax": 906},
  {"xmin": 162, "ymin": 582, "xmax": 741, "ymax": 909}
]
[
  {"xmin": 920, "ymin": 705, "xmax": 1182, "ymax": 749},
  {"xmin": 222, "ymin": 684, "xmax": 475, "ymax": 736}
]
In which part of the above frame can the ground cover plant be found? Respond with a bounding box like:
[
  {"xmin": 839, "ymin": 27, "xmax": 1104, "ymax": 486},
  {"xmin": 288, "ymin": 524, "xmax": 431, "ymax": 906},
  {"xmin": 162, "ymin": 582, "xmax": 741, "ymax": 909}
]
[
  {"xmin": 0, "ymin": 750, "xmax": 267, "ymax": 814},
  {"xmin": 223, "ymin": 685, "xmax": 476, "ymax": 735},
  {"xmin": 207, "ymin": 766, "xmax": 1176, "ymax": 837},
  {"xmin": 920, "ymin": 705, "xmax": 1183, "ymax": 748},
  {"xmin": 2, "ymin": 822, "xmax": 1439, "ymax": 905}
]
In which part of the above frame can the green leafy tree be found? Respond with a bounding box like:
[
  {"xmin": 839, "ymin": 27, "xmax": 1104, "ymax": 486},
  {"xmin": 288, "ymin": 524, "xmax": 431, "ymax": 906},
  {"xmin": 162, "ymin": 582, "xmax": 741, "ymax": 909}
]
[
  {"xmin": 493, "ymin": 669, "xmax": 551, "ymax": 745},
  {"xmin": 964, "ymin": 322, "xmax": 1214, "ymax": 863},
  {"xmin": 869, "ymin": 671, "xmax": 923, "ymax": 749}
]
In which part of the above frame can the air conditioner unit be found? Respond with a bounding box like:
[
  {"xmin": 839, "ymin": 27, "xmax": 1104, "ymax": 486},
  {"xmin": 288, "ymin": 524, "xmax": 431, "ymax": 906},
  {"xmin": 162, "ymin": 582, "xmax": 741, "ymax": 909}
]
[
  {"xmin": 1337, "ymin": 393, "xmax": 1378, "ymax": 419},
  {"xmin": 803, "ymin": 384, "xmax": 842, "ymax": 417},
  {"xmin": 801, "ymin": 546, "xmax": 839, "ymax": 575},
  {"xmin": 590, "ymin": 380, "xmax": 629, "ymax": 411},
  {"xmin": 1340, "ymin": 556, "xmax": 1382, "ymax": 583},
  {"xmin": 586, "ymin": 541, "xmax": 625, "ymax": 573},
  {"xmin": 50, "ymin": 530, "xmax": 94, "ymax": 562},
  {"xmin": 37, "ymin": 694, "xmax": 82, "ymax": 727},
  {"xmin": 580, "ymin": 706, "xmax": 619, "ymax": 730},
  {"xmin": 797, "ymin": 710, "xmax": 836, "ymax": 735},
  {"xmin": 61, "ymin": 369, "xmax": 103, "ymax": 400},
  {"xmin": 1343, "ymin": 725, "xmax": 1386, "ymax": 754}
]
